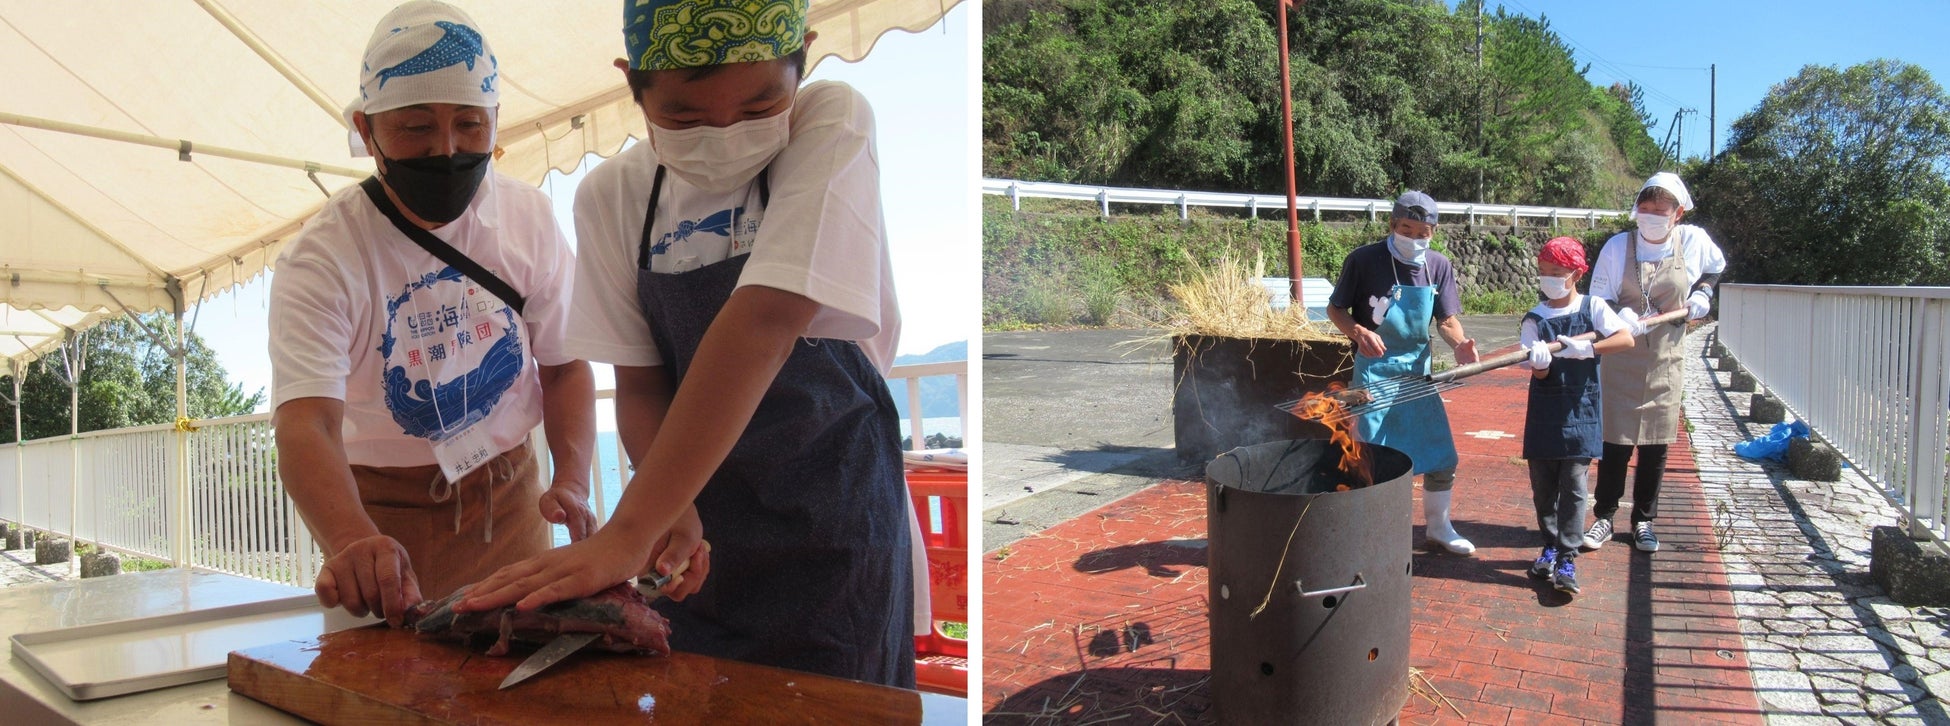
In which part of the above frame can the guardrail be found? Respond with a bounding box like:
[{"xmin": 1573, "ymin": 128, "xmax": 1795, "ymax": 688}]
[
  {"xmin": 982, "ymin": 178, "xmax": 1630, "ymax": 228},
  {"xmin": 1719, "ymin": 284, "xmax": 1950, "ymax": 546},
  {"xmin": 0, "ymin": 360, "xmax": 970, "ymax": 587}
]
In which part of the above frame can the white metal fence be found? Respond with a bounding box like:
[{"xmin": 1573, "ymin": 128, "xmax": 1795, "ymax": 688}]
[
  {"xmin": 983, "ymin": 178, "xmax": 1631, "ymax": 228},
  {"xmin": 0, "ymin": 361, "xmax": 970, "ymax": 587},
  {"xmin": 1719, "ymin": 284, "xmax": 1950, "ymax": 545}
]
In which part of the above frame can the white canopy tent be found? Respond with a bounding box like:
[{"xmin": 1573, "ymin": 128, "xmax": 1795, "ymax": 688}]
[
  {"xmin": 0, "ymin": 0, "xmax": 962, "ymax": 365},
  {"xmin": 0, "ymin": 0, "xmax": 962, "ymax": 564}
]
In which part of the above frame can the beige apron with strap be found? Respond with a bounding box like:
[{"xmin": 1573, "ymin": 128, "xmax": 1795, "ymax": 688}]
[
  {"xmin": 347, "ymin": 442, "xmax": 552, "ymax": 600},
  {"xmin": 1600, "ymin": 231, "xmax": 1691, "ymax": 445}
]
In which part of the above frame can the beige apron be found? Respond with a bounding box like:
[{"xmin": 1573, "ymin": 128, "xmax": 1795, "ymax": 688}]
[
  {"xmin": 347, "ymin": 443, "xmax": 552, "ymax": 599},
  {"xmin": 1601, "ymin": 231, "xmax": 1691, "ymax": 445}
]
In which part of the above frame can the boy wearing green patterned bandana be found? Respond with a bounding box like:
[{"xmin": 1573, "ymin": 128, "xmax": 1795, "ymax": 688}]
[{"xmin": 458, "ymin": 0, "xmax": 920, "ymax": 688}]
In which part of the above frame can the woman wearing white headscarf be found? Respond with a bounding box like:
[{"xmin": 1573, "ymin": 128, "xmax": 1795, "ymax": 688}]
[{"xmin": 1580, "ymin": 172, "xmax": 1726, "ymax": 554}]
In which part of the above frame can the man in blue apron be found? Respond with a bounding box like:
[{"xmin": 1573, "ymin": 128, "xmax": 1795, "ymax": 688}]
[
  {"xmin": 1326, "ymin": 191, "xmax": 1482, "ymax": 555},
  {"xmin": 456, "ymin": 0, "xmax": 918, "ymax": 688}
]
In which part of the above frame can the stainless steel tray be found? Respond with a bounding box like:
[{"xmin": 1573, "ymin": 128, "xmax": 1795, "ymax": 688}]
[{"xmin": 10, "ymin": 594, "xmax": 322, "ymax": 701}]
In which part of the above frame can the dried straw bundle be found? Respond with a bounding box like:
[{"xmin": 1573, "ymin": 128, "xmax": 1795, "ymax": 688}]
[{"xmin": 1156, "ymin": 250, "xmax": 1340, "ymax": 343}]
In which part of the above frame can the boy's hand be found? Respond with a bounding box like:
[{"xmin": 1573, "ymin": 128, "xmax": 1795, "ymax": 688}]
[
  {"xmin": 645, "ymin": 507, "xmax": 711, "ymax": 601},
  {"xmin": 454, "ymin": 528, "xmax": 652, "ymax": 613},
  {"xmin": 1555, "ymin": 335, "xmax": 1595, "ymax": 360},
  {"xmin": 1525, "ymin": 341, "xmax": 1553, "ymax": 370}
]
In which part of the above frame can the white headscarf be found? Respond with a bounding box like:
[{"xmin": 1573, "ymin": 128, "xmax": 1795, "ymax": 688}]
[
  {"xmin": 1640, "ymin": 172, "xmax": 1694, "ymax": 211},
  {"xmin": 345, "ymin": 1, "xmax": 499, "ymax": 156}
]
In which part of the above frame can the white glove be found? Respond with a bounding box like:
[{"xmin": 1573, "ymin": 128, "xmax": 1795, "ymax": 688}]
[
  {"xmin": 1687, "ymin": 290, "xmax": 1712, "ymax": 320},
  {"xmin": 1525, "ymin": 340, "xmax": 1553, "ymax": 370},
  {"xmin": 1556, "ymin": 334, "xmax": 1595, "ymax": 359},
  {"xmin": 1368, "ymin": 295, "xmax": 1391, "ymax": 326},
  {"xmin": 1618, "ymin": 307, "xmax": 1647, "ymax": 337}
]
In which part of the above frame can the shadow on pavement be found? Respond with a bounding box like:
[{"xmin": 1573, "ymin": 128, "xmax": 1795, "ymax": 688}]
[{"xmin": 1073, "ymin": 539, "xmax": 1208, "ymax": 577}]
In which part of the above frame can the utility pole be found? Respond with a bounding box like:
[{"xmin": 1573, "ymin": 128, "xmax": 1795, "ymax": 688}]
[
  {"xmin": 1279, "ymin": 0, "xmax": 1307, "ymax": 297},
  {"xmin": 1709, "ymin": 63, "xmax": 1717, "ymax": 157},
  {"xmin": 1475, "ymin": 1, "xmax": 1485, "ymax": 203}
]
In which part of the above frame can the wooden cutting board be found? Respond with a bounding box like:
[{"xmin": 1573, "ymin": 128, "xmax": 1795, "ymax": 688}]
[{"xmin": 228, "ymin": 624, "xmax": 931, "ymax": 724}]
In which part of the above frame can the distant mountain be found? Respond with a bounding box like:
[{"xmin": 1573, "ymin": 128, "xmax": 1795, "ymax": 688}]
[{"xmin": 889, "ymin": 340, "xmax": 967, "ymax": 420}]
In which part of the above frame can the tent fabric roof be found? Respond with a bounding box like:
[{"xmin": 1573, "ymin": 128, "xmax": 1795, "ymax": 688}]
[{"xmin": 0, "ymin": 0, "xmax": 959, "ymax": 365}]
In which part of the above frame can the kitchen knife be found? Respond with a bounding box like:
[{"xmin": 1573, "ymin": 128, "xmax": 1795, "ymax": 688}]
[
  {"xmin": 497, "ymin": 553, "xmax": 700, "ymax": 690},
  {"xmin": 497, "ymin": 631, "xmax": 599, "ymax": 690}
]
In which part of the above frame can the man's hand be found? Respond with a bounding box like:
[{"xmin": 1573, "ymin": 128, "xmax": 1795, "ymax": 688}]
[
  {"xmin": 538, "ymin": 481, "xmax": 597, "ymax": 543},
  {"xmin": 1350, "ymin": 325, "xmax": 1387, "ymax": 358},
  {"xmin": 315, "ymin": 534, "xmax": 422, "ymax": 627},
  {"xmin": 1618, "ymin": 307, "xmax": 1648, "ymax": 337},
  {"xmin": 1452, "ymin": 338, "xmax": 1480, "ymax": 366},
  {"xmin": 644, "ymin": 506, "xmax": 711, "ymax": 601}
]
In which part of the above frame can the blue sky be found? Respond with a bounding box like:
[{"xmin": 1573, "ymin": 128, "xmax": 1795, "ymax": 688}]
[
  {"xmin": 1455, "ymin": 0, "xmax": 1950, "ymax": 161},
  {"xmin": 193, "ymin": 5, "xmax": 974, "ymax": 410}
]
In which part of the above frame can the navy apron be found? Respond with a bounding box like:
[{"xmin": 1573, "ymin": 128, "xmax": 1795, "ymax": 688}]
[
  {"xmin": 1353, "ymin": 283, "xmax": 1459, "ymax": 475},
  {"xmin": 1521, "ymin": 295, "xmax": 1603, "ymax": 461},
  {"xmin": 634, "ymin": 165, "xmax": 915, "ymax": 688}
]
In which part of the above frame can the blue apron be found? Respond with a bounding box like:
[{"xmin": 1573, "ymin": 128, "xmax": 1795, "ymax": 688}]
[
  {"xmin": 1353, "ymin": 283, "xmax": 1459, "ymax": 475},
  {"xmin": 1521, "ymin": 295, "xmax": 1603, "ymax": 461},
  {"xmin": 633, "ymin": 166, "xmax": 915, "ymax": 688}
]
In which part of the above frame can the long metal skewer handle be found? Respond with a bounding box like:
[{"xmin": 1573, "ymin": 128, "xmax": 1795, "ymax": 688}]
[{"xmin": 1428, "ymin": 308, "xmax": 1689, "ymax": 384}]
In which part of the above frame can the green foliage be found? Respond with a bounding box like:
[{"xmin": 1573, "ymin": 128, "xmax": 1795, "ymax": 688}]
[
  {"xmin": 1461, "ymin": 289, "xmax": 1533, "ymax": 315},
  {"xmin": 984, "ymin": 197, "xmax": 1382, "ymax": 327},
  {"xmin": 1692, "ymin": 60, "xmax": 1950, "ymax": 285},
  {"xmin": 0, "ymin": 315, "xmax": 262, "ymax": 442},
  {"xmin": 983, "ymin": 0, "xmax": 1660, "ymax": 207}
]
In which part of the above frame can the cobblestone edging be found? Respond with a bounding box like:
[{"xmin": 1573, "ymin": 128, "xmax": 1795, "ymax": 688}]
[
  {"xmin": 1684, "ymin": 322, "xmax": 1950, "ymax": 724},
  {"xmin": 0, "ymin": 549, "xmax": 72, "ymax": 588}
]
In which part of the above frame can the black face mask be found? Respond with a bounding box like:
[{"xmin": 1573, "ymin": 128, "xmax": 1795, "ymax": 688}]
[{"xmin": 374, "ymin": 144, "xmax": 491, "ymax": 224}]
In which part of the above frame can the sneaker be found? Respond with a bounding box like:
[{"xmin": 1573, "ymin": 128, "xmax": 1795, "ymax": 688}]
[
  {"xmin": 1634, "ymin": 521, "xmax": 1661, "ymax": 552},
  {"xmin": 1552, "ymin": 555, "xmax": 1580, "ymax": 594},
  {"xmin": 1581, "ymin": 518, "xmax": 1613, "ymax": 551},
  {"xmin": 1528, "ymin": 546, "xmax": 1557, "ymax": 579}
]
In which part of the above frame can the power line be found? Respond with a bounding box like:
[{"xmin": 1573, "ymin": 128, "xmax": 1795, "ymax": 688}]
[{"xmin": 1495, "ymin": 0, "xmax": 1694, "ymax": 110}]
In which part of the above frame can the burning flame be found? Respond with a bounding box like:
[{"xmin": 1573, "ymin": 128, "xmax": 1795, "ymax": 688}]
[{"xmin": 1289, "ymin": 382, "xmax": 1372, "ymax": 488}]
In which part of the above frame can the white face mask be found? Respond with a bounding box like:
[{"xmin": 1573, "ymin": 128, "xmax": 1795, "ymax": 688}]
[
  {"xmin": 1391, "ymin": 233, "xmax": 1432, "ymax": 266},
  {"xmin": 1538, "ymin": 274, "xmax": 1573, "ymax": 300},
  {"xmin": 1636, "ymin": 212, "xmax": 1675, "ymax": 241},
  {"xmin": 648, "ymin": 111, "xmax": 792, "ymax": 194}
]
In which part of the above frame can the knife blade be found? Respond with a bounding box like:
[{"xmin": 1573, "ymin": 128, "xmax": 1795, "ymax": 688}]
[
  {"xmin": 498, "ymin": 554, "xmax": 701, "ymax": 690},
  {"xmin": 498, "ymin": 631, "xmax": 599, "ymax": 690}
]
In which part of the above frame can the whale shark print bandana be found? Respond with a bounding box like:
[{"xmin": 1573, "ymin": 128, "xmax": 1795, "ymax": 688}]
[{"xmin": 358, "ymin": 1, "xmax": 499, "ymax": 117}]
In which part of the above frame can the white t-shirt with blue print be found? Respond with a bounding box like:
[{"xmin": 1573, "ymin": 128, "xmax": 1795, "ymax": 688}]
[{"xmin": 268, "ymin": 170, "xmax": 576, "ymax": 468}]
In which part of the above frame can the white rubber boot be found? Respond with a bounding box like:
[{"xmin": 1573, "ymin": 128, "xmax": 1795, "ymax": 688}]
[{"xmin": 1423, "ymin": 489, "xmax": 1476, "ymax": 555}]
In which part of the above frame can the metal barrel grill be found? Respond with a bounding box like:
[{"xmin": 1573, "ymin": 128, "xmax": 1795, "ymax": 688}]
[{"xmin": 1206, "ymin": 439, "xmax": 1415, "ymax": 725}]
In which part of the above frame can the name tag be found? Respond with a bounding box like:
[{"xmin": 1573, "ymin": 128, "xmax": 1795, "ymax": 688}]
[{"xmin": 432, "ymin": 419, "xmax": 496, "ymax": 483}]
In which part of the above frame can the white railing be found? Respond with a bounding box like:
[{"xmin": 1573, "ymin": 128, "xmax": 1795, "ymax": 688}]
[
  {"xmin": 983, "ymin": 178, "xmax": 1630, "ymax": 228},
  {"xmin": 1, "ymin": 359, "xmax": 971, "ymax": 584},
  {"xmin": 1719, "ymin": 284, "xmax": 1950, "ymax": 545}
]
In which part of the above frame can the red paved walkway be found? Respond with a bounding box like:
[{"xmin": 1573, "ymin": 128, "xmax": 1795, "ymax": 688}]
[{"xmin": 982, "ymin": 364, "xmax": 1765, "ymax": 725}]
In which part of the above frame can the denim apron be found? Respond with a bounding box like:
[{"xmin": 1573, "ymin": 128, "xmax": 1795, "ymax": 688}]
[
  {"xmin": 1353, "ymin": 283, "xmax": 1459, "ymax": 475},
  {"xmin": 1522, "ymin": 295, "xmax": 1603, "ymax": 461},
  {"xmin": 633, "ymin": 166, "xmax": 915, "ymax": 687}
]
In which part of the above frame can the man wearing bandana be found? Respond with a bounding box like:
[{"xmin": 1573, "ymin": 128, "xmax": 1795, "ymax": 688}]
[
  {"xmin": 1327, "ymin": 191, "xmax": 1483, "ymax": 556},
  {"xmin": 456, "ymin": 0, "xmax": 917, "ymax": 688},
  {"xmin": 269, "ymin": 1, "xmax": 596, "ymax": 626}
]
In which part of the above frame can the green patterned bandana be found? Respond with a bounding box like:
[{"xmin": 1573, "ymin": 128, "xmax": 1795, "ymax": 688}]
[{"xmin": 624, "ymin": 0, "xmax": 808, "ymax": 71}]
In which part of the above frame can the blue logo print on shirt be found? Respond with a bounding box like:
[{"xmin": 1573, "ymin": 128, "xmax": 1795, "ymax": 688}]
[
  {"xmin": 377, "ymin": 267, "xmax": 523, "ymax": 441},
  {"xmin": 650, "ymin": 207, "xmax": 744, "ymax": 257}
]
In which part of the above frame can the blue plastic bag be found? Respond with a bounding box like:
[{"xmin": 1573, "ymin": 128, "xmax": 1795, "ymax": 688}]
[{"xmin": 1733, "ymin": 421, "xmax": 1810, "ymax": 462}]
